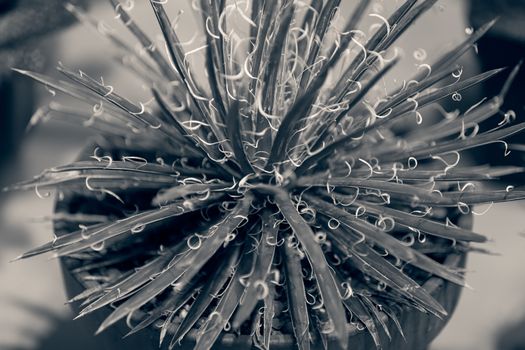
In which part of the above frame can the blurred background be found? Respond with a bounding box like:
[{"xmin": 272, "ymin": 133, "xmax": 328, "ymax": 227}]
[{"xmin": 0, "ymin": 1, "xmax": 524, "ymax": 349}]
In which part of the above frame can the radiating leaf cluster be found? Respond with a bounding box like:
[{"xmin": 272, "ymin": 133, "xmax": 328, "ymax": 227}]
[{"xmin": 9, "ymin": 0, "xmax": 525, "ymax": 349}]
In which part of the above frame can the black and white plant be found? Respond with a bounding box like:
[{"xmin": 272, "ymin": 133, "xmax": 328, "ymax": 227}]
[{"xmin": 6, "ymin": 0, "xmax": 525, "ymax": 349}]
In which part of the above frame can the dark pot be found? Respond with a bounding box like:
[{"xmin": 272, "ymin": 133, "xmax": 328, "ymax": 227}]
[{"xmin": 54, "ymin": 143, "xmax": 468, "ymax": 350}]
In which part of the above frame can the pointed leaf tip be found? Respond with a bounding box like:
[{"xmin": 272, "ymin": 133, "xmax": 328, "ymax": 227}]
[
  {"xmin": 9, "ymin": 255, "xmax": 24, "ymax": 263},
  {"xmin": 499, "ymin": 60, "xmax": 523, "ymax": 99},
  {"xmin": 11, "ymin": 67, "xmax": 28, "ymax": 75}
]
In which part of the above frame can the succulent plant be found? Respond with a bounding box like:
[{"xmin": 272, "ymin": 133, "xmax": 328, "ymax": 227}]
[{"xmin": 7, "ymin": 0, "xmax": 525, "ymax": 349}]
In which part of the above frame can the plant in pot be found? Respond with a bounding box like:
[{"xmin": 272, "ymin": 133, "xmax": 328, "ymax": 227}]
[{"xmin": 7, "ymin": 0, "xmax": 525, "ymax": 349}]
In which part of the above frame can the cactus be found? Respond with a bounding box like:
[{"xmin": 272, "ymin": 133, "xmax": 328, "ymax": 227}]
[{"xmin": 7, "ymin": 1, "xmax": 525, "ymax": 349}]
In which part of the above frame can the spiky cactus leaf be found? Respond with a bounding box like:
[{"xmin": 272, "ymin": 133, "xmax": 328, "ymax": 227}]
[
  {"xmin": 124, "ymin": 275, "xmax": 200, "ymax": 339},
  {"xmin": 193, "ymin": 236, "xmax": 258, "ymax": 350},
  {"xmin": 171, "ymin": 243, "xmax": 242, "ymax": 346},
  {"xmin": 261, "ymin": 280, "xmax": 276, "ymax": 350},
  {"xmin": 96, "ymin": 194, "xmax": 253, "ymax": 333},
  {"xmin": 282, "ymin": 236, "xmax": 311, "ymax": 350},
  {"xmin": 272, "ymin": 189, "xmax": 348, "ymax": 349},
  {"xmin": 78, "ymin": 242, "xmax": 188, "ymax": 317},
  {"xmin": 359, "ymin": 293, "xmax": 392, "ymax": 340},
  {"xmin": 326, "ymin": 224, "xmax": 447, "ymax": 318},
  {"xmin": 52, "ymin": 196, "xmax": 221, "ymax": 258},
  {"xmin": 108, "ymin": 0, "xmax": 177, "ymax": 82},
  {"xmin": 351, "ymin": 199, "xmax": 485, "ymax": 241},
  {"xmin": 310, "ymin": 195, "xmax": 466, "ymax": 286},
  {"xmin": 340, "ymin": 289, "xmax": 382, "ymax": 348},
  {"xmin": 232, "ymin": 211, "xmax": 278, "ymax": 329}
]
